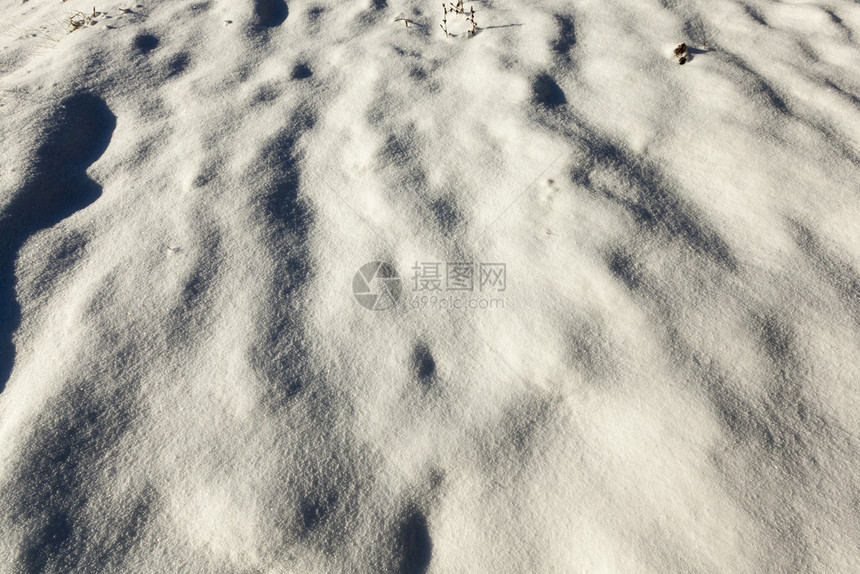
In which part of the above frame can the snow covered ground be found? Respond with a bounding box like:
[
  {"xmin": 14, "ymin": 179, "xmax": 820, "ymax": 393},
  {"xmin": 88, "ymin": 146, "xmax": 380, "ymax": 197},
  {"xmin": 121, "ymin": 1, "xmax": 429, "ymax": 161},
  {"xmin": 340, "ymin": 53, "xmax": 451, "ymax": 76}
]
[{"xmin": 1, "ymin": 0, "xmax": 859, "ymax": 571}]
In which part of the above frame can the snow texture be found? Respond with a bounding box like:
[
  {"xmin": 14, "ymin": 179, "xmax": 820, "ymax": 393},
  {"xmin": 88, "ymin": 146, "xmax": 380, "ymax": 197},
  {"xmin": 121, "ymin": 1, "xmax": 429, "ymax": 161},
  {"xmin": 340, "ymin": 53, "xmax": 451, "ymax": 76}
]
[{"xmin": 0, "ymin": 0, "xmax": 859, "ymax": 572}]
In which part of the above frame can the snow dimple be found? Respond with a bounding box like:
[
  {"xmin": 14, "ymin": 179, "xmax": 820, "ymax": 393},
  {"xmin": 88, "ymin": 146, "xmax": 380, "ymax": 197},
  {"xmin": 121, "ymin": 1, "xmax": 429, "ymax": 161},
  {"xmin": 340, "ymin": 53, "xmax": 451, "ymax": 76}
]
[
  {"xmin": 253, "ymin": 0, "xmax": 288, "ymax": 28},
  {"xmin": 0, "ymin": 296, "xmax": 16, "ymax": 392},
  {"xmin": 247, "ymin": 107, "xmax": 316, "ymax": 407},
  {"xmin": 606, "ymin": 247, "xmax": 642, "ymax": 292},
  {"xmin": 33, "ymin": 94, "xmax": 116, "ymax": 182},
  {"xmin": 0, "ymin": 93, "xmax": 115, "ymax": 393},
  {"xmin": 396, "ymin": 510, "xmax": 432, "ymax": 574},
  {"xmin": 720, "ymin": 52, "xmax": 789, "ymax": 115},
  {"xmin": 299, "ymin": 490, "xmax": 338, "ymax": 532},
  {"xmin": 429, "ymin": 195, "xmax": 462, "ymax": 235},
  {"xmin": 569, "ymin": 136, "xmax": 738, "ymax": 271},
  {"xmin": 739, "ymin": 2, "xmax": 767, "ymax": 26},
  {"xmin": 551, "ymin": 14, "xmax": 577, "ymax": 65},
  {"xmin": 564, "ymin": 317, "xmax": 613, "ymax": 383},
  {"xmin": 411, "ymin": 343, "xmax": 436, "ymax": 384},
  {"xmin": 132, "ymin": 33, "xmax": 159, "ymax": 54},
  {"xmin": 290, "ymin": 62, "xmax": 313, "ymax": 80},
  {"xmin": 166, "ymin": 52, "xmax": 191, "ymax": 78},
  {"xmin": 790, "ymin": 221, "xmax": 860, "ymax": 327},
  {"xmin": 498, "ymin": 393, "xmax": 558, "ymax": 459},
  {"xmin": 189, "ymin": 1, "xmax": 213, "ymax": 13},
  {"xmin": 1, "ymin": 383, "xmax": 138, "ymax": 571},
  {"xmin": 20, "ymin": 513, "xmax": 72, "ymax": 573},
  {"xmin": 531, "ymin": 73, "xmax": 567, "ymax": 108},
  {"xmin": 164, "ymin": 235, "xmax": 224, "ymax": 350}
]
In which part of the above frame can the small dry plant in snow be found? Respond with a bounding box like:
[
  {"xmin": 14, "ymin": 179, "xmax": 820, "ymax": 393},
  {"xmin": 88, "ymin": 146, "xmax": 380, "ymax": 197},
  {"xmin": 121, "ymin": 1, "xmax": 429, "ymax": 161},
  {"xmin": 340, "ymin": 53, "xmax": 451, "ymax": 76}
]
[
  {"xmin": 673, "ymin": 43, "xmax": 687, "ymax": 64},
  {"xmin": 441, "ymin": 1, "xmax": 477, "ymax": 37},
  {"xmin": 68, "ymin": 8, "xmax": 101, "ymax": 32}
]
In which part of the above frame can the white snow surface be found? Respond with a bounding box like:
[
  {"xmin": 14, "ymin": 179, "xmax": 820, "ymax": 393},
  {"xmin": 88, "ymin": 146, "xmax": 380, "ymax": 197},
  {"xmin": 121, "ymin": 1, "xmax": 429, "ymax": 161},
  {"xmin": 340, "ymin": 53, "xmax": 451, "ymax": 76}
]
[{"xmin": 1, "ymin": 0, "xmax": 859, "ymax": 571}]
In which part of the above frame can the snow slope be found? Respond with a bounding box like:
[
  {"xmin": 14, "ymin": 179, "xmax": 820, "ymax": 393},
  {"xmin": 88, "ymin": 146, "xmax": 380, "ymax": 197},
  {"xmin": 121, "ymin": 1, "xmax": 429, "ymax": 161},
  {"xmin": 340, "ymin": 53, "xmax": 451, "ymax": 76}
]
[{"xmin": 1, "ymin": 0, "xmax": 859, "ymax": 571}]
